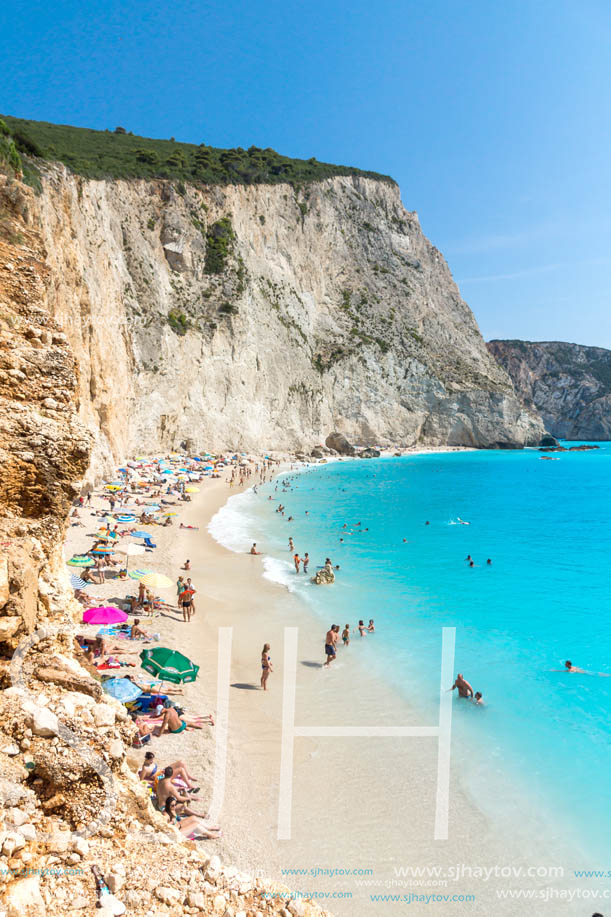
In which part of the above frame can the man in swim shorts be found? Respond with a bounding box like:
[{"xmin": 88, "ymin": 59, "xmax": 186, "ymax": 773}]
[{"xmin": 324, "ymin": 626, "xmax": 338, "ymax": 667}]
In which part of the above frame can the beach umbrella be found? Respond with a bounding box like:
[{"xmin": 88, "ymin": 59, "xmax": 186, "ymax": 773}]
[
  {"xmin": 102, "ymin": 677, "xmax": 143, "ymax": 704},
  {"xmin": 67, "ymin": 556, "xmax": 92, "ymax": 567},
  {"xmin": 162, "ymin": 512, "xmax": 177, "ymax": 517},
  {"xmin": 128, "ymin": 568, "xmax": 152, "ymax": 580},
  {"xmin": 185, "ymin": 486, "xmax": 200, "ymax": 493},
  {"xmin": 83, "ymin": 606, "xmax": 128, "ymax": 625},
  {"xmin": 115, "ymin": 543, "xmax": 146, "ymax": 557},
  {"xmin": 139, "ymin": 647, "xmax": 199, "ymax": 684},
  {"xmin": 116, "ymin": 514, "xmax": 136, "ymax": 523},
  {"xmin": 70, "ymin": 574, "xmax": 90, "ymax": 590},
  {"xmin": 130, "ymin": 531, "xmax": 151, "ymax": 538},
  {"xmin": 139, "ymin": 572, "xmax": 173, "ymax": 589},
  {"xmin": 90, "ymin": 547, "xmax": 115, "ymax": 556}
]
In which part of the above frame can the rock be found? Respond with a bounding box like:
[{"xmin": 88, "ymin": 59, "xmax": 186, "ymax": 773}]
[
  {"xmin": 105, "ymin": 872, "xmax": 124, "ymax": 894},
  {"xmin": 155, "ymin": 886, "xmax": 182, "ymax": 905},
  {"xmin": 30, "ymin": 705, "xmax": 59, "ymax": 737},
  {"xmin": 188, "ymin": 891, "xmax": 206, "ymax": 908},
  {"xmin": 310, "ymin": 448, "xmax": 324, "ymax": 458},
  {"xmin": 93, "ymin": 703, "xmax": 116, "ymax": 726},
  {"xmin": 206, "ymin": 855, "xmax": 222, "ymax": 877},
  {"xmin": 288, "ymin": 900, "xmax": 306, "ymax": 917},
  {"xmin": 6, "ymin": 808, "xmax": 28, "ymax": 826},
  {"xmin": 3, "ymin": 832, "xmax": 26, "ymax": 855},
  {"xmin": 5, "ymin": 876, "xmax": 46, "ymax": 916},
  {"xmin": 108, "ymin": 739, "xmax": 124, "ymax": 759},
  {"xmin": 540, "ymin": 434, "xmax": 559, "ymax": 447},
  {"xmin": 312, "ymin": 566, "xmax": 335, "ymax": 585},
  {"xmin": 72, "ymin": 837, "xmax": 89, "ymax": 857},
  {"xmin": 41, "ymin": 793, "xmax": 66, "ymax": 812},
  {"xmin": 359, "ymin": 447, "xmax": 381, "ymax": 458},
  {"xmin": 0, "ymin": 616, "xmax": 23, "ymax": 640},
  {"xmin": 35, "ymin": 666, "xmax": 102, "ymax": 699},
  {"xmin": 1, "ymin": 744, "xmax": 21, "ymax": 757},
  {"xmin": 213, "ymin": 894, "xmax": 227, "ymax": 913},
  {"xmin": 0, "ymin": 555, "xmax": 8, "ymax": 607},
  {"xmin": 325, "ymin": 432, "xmax": 355, "ymax": 456},
  {"xmin": 70, "ymin": 896, "xmax": 89, "ymax": 909},
  {"xmin": 17, "ymin": 823, "xmax": 36, "ymax": 841},
  {"xmin": 65, "ymin": 852, "xmax": 81, "ymax": 865}
]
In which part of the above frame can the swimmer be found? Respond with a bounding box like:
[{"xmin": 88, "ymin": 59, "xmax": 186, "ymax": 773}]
[
  {"xmin": 367, "ymin": 619, "xmax": 375, "ymax": 632},
  {"xmin": 465, "ymin": 555, "xmax": 472, "ymax": 562},
  {"xmin": 457, "ymin": 517, "xmax": 470, "ymax": 526},
  {"xmin": 473, "ymin": 692, "xmax": 484, "ymax": 705},
  {"xmin": 425, "ymin": 521, "xmax": 430, "ymax": 526},
  {"xmin": 486, "ymin": 558, "xmax": 492, "ymax": 565},
  {"xmin": 469, "ymin": 561, "xmax": 474, "ymax": 568},
  {"xmin": 450, "ymin": 673, "xmax": 474, "ymax": 699},
  {"xmin": 565, "ymin": 660, "xmax": 585, "ymax": 673},
  {"xmin": 358, "ymin": 620, "xmax": 368, "ymax": 637}
]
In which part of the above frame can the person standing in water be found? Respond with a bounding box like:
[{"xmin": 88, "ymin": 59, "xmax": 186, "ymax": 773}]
[
  {"xmin": 260, "ymin": 644, "xmax": 273, "ymax": 690},
  {"xmin": 324, "ymin": 626, "xmax": 338, "ymax": 666},
  {"xmin": 367, "ymin": 619, "xmax": 375, "ymax": 632},
  {"xmin": 450, "ymin": 673, "xmax": 474, "ymax": 698},
  {"xmin": 293, "ymin": 553, "xmax": 301, "ymax": 573},
  {"xmin": 342, "ymin": 624, "xmax": 350, "ymax": 646},
  {"xmin": 302, "ymin": 552, "xmax": 309, "ymax": 574},
  {"xmin": 358, "ymin": 620, "xmax": 368, "ymax": 637}
]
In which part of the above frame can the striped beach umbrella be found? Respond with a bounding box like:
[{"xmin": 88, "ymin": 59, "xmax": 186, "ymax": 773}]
[
  {"xmin": 128, "ymin": 568, "xmax": 152, "ymax": 580},
  {"xmin": 70, "ymin": 574, "xmax": 90, "ymax": 590},
  {"xmin": 67, "ymin": 556, "xmax": 92, "ymax": 567}
]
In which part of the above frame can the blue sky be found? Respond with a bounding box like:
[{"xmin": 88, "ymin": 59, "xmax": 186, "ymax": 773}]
[{"xmin": 2, "ymin": 0, "xmax": 610, "ymax": 346}]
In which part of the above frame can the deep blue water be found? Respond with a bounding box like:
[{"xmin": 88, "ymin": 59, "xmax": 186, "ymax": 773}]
[{"xmin": 212, "ymin": 446, "xmax": 611, "ymax": 859}]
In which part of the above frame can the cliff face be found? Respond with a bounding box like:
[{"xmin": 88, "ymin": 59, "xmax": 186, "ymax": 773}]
[
  {"xmin": 32, "ymin": 165, "xmax": 541, "ymax": 474},
  {"xmin": 488, "ymin": 340, "xmax": 611, "ymax": 440}
]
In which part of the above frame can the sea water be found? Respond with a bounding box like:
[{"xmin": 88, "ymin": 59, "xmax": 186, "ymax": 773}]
[{"xmin": 210, "ymin": 447, "xmax": 611, "ymax": 861}]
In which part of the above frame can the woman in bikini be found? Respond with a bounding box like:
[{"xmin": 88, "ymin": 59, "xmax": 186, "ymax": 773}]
[
  {"xmin": 261, "ymin": 643, "xmax": 273, "ymax": 691},
  {"xmin": 164, "ymin": 796, "xmax": 222, "ymax": 840}
]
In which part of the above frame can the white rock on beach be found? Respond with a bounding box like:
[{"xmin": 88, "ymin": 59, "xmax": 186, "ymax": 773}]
[
  {"xmin": 4, "ymin": 876, "xmax": 45, "ymax": 916},
  {"xmin": 93, "ymin": 703, "xmax": 116, "ymax": 726}
]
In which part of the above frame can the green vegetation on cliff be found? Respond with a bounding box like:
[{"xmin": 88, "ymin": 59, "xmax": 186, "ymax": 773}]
[{"xmin": 0, "ymin": 115, "xmax": 396, "ymax": 188}]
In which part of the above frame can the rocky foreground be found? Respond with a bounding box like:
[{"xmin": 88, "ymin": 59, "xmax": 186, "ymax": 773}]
[{"xmin": 0, "ymin": 176, "xmax": 329, "ymax": 915}]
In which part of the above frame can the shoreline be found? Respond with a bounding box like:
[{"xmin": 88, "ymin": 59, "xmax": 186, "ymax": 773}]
[{"xmin": 65, "ymin": 450, "xmax": 590, "ymax": 914}]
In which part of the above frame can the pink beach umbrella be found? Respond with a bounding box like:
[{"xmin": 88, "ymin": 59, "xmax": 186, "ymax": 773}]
[{"xmin": 82, "ymin": 606, "xmax": 128, "ymax": 625}]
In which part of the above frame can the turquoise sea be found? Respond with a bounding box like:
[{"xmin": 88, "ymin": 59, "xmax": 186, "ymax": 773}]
[{"xmin": 211, "ymin": 446, "xmax": 611, "ymax": 861}]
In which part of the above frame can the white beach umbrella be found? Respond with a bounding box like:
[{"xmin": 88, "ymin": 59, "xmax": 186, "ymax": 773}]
[{"xmin": 114, "ymin": 542, "xmax": 146, "ymax": 573}]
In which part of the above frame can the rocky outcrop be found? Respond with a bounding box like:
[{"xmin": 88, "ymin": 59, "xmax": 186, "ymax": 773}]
[
  {"xmin": 488, "ymin": 340, "xmax": 611, "ymax": 440},
  {"xmin": 313, "ymin": 567, "xmax": 335, "ymax": 585},
  {"xmin": 325, "ymin": 432, "xmax": 355, "ymax": 455},
  {"xmin": 28, "ymin": 165, "xmax": 541, "ymax": 478}
]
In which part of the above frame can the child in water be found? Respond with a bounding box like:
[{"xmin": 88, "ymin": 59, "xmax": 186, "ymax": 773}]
[
  {"xmin": 368, "ymin": 619, "xmax": 375, "ymax": 632},
  {"xmin": 342, "ymin": 624, "xmax": 350, "ymax": 646},
  {"xmin": 358, "ymin": 620, "xmax": 367, "ymax": 637}
]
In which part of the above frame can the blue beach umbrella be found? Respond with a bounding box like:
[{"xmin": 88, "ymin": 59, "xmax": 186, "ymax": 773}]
[
  {"xmin": 116, "ymin": 515, "xmax": 136, "ymax": 523},
  {"xmin": 102, "ymin": 677, "xmax": 143, "ymax": 704},
  {"xmin": 130, "ymin": 531, "xmax": 151, "ymax": 538}
]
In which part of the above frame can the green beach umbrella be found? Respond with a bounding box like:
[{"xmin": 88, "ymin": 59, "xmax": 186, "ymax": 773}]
[
  {"xmin": 67, "ymin": 556, "xmax": 91, "ymax": 567},
  {"xmin": 139, "ymin": 647, "xmax": 200, "ymax": 684}
]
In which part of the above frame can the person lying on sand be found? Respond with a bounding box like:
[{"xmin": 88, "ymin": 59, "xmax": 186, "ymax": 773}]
[
  {"xmin": 164, "ymin": 796, "xmax": 222, "ymax": 839},
  {"xmin": 179, "ymin": 523, "xmax": 199, "ymax": 529},
  {"xmin": 450, "ymin": 673, "xmax": 474, "ymax": 698}
]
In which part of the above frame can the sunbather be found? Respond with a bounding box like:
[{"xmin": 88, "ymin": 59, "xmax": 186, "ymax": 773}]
[{"xmin": 163, "ymin": 796, "xmax": 221, "ymax": 839}]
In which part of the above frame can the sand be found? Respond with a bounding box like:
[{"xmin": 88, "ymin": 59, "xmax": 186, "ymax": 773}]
[{"xmin": 64, "ymin": 457, "xmax": 591, "ymax": 916}]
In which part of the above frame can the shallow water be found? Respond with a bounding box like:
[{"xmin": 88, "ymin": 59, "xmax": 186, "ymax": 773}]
[{"xmin": 210, "ymin": 447, "xmax": 611, "ymax": 864}]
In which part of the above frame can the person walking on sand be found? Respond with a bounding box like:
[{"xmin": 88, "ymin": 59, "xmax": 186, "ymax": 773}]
[
  {"xmin": 261, "ymin": 643, "xmax": 273, "ymax": 690},
  {"xmin": 324, "ymin": 625, "xmax": 338, "ymax": 666}
]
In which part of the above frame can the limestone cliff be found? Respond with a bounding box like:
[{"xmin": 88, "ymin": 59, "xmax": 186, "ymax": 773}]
[
  {"xmin": 488, "ymin": 339, "xmax": 611, "ymax": 440},
  {"xmin": 31, "ymin": 164, "xmax": 541, "ymax": 474}
]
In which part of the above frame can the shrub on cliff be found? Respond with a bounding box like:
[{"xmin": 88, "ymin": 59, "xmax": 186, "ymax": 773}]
[{"xmin": 204, "ymin": 218, "xmax": 235, "ymax": 274}]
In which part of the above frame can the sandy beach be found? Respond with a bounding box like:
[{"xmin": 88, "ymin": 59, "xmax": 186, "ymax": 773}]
[{"xmin": 65, "ymin": 456, "xmax": 590, "ymax": 916}]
